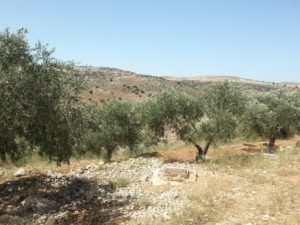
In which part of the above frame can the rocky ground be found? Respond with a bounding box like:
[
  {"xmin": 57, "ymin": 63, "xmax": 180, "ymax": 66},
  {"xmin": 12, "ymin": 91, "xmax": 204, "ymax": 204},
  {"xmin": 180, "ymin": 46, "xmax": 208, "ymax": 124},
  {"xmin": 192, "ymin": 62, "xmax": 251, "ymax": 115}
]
[
  {"xmin": 0, "ymin": 138, "xmax": 300, "ymax": 225},
  {"xmin": 0, "ymin": 157, "xmax": 203, "ymax": 225}
]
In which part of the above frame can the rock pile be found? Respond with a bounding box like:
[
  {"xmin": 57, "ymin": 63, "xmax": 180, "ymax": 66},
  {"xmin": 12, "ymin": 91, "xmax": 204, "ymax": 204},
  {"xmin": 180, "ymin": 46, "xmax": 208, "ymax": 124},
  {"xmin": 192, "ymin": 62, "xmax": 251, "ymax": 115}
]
[{"xmin": 0, "ymin": 157, "xmax": 206, "ymax": 224}]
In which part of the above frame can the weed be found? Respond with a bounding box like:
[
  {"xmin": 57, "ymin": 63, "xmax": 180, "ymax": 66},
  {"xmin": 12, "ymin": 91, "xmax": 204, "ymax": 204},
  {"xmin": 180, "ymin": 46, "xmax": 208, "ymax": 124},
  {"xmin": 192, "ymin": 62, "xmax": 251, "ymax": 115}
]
[
  {"xmin": 166, "ymin": 180, "xmax": 230, "ymax": 225},
  {"xmin": 277, "ymin": 166, "xmax": 299, "ymax": 176},
  {"xmin": 204, "ymin": 153, "xmax": 266, "ymax": 169},
  {"xmin": 134, "ymin": 198, "xmax": 153, "ymax": 209},
  {"xmin": 24, "ymin": 220, "xmax": 40, "ymax": 225},
  {"xmin": 109, "ymin": 177, "xmax": 131, "ymax": 189},
  {"xmin": 128, "ymin": 160, "xmax": 148, "ymax": 169}
]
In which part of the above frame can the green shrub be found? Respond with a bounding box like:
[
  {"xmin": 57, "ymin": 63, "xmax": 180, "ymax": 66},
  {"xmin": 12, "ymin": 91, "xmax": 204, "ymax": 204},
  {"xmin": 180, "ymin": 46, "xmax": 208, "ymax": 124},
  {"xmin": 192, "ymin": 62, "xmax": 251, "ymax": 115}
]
[{"xmin": 110, "ymin": 177, "xmax": 131, "ymax": 189}]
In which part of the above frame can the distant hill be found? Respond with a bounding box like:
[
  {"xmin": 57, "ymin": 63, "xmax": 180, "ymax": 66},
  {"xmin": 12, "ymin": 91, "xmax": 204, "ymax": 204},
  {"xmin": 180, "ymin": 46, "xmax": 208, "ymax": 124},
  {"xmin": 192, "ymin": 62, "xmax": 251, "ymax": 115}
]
[{"xmin": 77, "ymin": 66, "xmax": 299, "ymax": 104}]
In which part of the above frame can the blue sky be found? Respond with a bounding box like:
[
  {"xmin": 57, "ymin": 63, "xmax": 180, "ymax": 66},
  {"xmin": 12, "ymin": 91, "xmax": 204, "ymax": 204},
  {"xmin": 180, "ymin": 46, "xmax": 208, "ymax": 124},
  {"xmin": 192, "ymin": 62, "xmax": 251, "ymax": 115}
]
[{"xmin": 1, "ymin": 0, "xmax": 300, "ymax": 82}]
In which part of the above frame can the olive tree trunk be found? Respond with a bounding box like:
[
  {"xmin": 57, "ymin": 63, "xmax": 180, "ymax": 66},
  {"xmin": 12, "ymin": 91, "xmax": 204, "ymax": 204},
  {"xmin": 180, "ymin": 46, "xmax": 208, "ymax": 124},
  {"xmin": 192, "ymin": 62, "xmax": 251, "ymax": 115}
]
[
  {"xmin": 268, "ymin": 135, "xmax": 276, "ymax": 153},
  {"xmin": 192, "ymin": 140, "xmax": 212, "ymax": 161},
  {"xmin": 194, "ymin": 143, "xmax": 203, "ymax": 156},
  {"xmin": 203, "ymin": 141, "xmax": 211, "ymax": 155},
  {"xmin": 106, "ymin": 148, "xmax": 114, "ymax": 162}
]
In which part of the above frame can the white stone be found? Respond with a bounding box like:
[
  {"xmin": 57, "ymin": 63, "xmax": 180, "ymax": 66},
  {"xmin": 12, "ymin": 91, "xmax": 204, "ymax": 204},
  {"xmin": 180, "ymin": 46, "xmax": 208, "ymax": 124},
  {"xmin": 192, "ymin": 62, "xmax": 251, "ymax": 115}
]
[
  {"xmin": 139, "ymin": 175, "xmax": 149, "ymax": 182},
  {"xmin": 39, "ymin": 215, "xmax": 47, "ymax": 220},
  {"xmin": 46, "ymin": 170, "xmax": 53, "ymax": 177},
  {"xmin": 187, "ymin": 170, "xmax": 197, "ymax": 182},
  {"xmin": 151, "ymin": 169, "xmax": 167, "ymax": 186},
  {"xmin": 262, "ymin": 214, "xmax": 270, "ymax": 221},
  {"xmin": 162, "ymin": 212, "xmax": 171, "ymax": 220},
  {"xmin": 164, "ymin": 167, "xmax": 189, "ymax": 178},
  {"xmin": 14, "ymin": 168, "xmax": 26, "ymax": 177}
]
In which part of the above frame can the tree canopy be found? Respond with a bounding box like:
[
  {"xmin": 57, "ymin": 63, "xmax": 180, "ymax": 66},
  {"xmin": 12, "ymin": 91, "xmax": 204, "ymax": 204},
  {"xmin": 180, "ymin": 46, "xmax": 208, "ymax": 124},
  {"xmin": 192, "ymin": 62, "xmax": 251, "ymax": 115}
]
[
  {"xmin": 141, "ymin": 90, "xmax": 203, "ymax": 143},
  {"xmin": 1, "ymin": 28, "xmax": 300, "ymax": 165},
  {"xmin": 199, "ymin": 81, "xmax": 247, "ymax": 154},
  {"xmin": 244, "ymin": 90, "xmax": 300, "ymax": 151},
  {"xmin": 0, "ymin": 28, "xmax": 85, "ymax": 164},
  {"xmin": 81, "ymin": 100, "xmax": 142, "ymax": 161}
]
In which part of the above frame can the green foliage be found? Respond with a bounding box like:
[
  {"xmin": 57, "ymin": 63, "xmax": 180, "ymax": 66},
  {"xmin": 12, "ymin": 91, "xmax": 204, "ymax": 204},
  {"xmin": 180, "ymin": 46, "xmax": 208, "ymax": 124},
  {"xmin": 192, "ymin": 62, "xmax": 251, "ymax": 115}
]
[
  {"xmin": 141, "ymin": 83, "xmax": 247, "ymax": 156},
  {"xmin": 243, "ymin": 89, "xmax": 300, "ymax": 145},
  {"xmin": 200, "ymin": 81, "xmax": 247, "ymax": 143},
  {"xmin": 109, "ymin": 177, "xmax": 131, "ymax": 189},
  {"xmin": 80, "ymin": 100, "xmax": 142, "ymax": 161},
  {"xmin": 123, "ymin": 85, "xmax": 142, "ymax": 95},
  {"xmin": 2, "ymin": 29, "xmax": 300, "ymax": 165},
  {"xmin": 0, "ymin": 28, "xmax": 85, "ymax": 164},
  {"xmin": 141, "ymin": 90, "xmax": 203, "ymax": 144}
]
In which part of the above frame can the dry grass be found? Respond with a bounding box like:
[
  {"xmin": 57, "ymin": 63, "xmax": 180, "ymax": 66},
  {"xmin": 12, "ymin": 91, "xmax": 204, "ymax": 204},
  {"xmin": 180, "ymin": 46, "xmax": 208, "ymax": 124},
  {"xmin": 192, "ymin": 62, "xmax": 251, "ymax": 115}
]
[
  {"xmin": 150, "ymin": 138, "xmax": 300, "ymax": 225},
  {"xmin": 133, "ymin": 198, "xmax": 154, "ymax": 210},
  {"xmin": 203, "ymin": 153, "xmax": 268, "ymax": 170},
  {"xmin": 165, "ymin": 177, "xmax": 234, "ymax": 225},
  {"xmin": 1, "ymin": 136, "xmax": 300, "ymax": 224}
]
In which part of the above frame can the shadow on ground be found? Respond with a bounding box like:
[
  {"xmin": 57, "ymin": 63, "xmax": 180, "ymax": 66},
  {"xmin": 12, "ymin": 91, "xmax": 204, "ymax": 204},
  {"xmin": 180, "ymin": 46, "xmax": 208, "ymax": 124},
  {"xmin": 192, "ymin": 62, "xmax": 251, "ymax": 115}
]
[{"xmin": 0, "ymin": 174, "xmax": 129, "ymax": 225}]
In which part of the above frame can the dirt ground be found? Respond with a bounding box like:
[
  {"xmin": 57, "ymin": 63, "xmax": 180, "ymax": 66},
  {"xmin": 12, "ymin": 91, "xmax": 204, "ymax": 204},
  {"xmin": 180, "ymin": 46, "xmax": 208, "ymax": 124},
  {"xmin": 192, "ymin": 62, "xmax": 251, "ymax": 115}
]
[
  {"xmin": 0, "ymin": 136, "xmax": 300, "ymax": 225},
  {"xmin": 157, "ymin": 135, "xmax": 300, "ymax": 162},
  {"xmin": 157, "ymin": 136, "xmax": 300, "ymax": 225}
]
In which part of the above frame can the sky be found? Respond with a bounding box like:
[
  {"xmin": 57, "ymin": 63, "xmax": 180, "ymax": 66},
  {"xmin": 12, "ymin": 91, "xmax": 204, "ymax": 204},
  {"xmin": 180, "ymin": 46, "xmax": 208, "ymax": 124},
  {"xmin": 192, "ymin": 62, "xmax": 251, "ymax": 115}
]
[{"xmin": 1, "ymin": 0, "xmax": 300, "ymax": 82}]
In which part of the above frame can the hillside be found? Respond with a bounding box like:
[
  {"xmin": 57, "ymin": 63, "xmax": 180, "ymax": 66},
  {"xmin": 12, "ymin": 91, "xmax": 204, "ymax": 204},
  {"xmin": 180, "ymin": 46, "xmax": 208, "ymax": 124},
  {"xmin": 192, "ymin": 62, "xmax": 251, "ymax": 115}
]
[{"xmin": 78, "ymin": 66, "xmax": 299, "ymax": 104}]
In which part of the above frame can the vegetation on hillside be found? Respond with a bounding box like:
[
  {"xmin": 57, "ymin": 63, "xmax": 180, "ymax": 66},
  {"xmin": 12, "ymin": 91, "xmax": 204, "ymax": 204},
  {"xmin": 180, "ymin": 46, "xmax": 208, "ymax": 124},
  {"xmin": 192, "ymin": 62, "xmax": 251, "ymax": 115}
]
[
  {"xmin": 1, "ymin": 29, "xmax": 300, "ymax": 164},
  {"xmin": 79, "ymin": 65, "xmax": 300, "ymax": 104}
]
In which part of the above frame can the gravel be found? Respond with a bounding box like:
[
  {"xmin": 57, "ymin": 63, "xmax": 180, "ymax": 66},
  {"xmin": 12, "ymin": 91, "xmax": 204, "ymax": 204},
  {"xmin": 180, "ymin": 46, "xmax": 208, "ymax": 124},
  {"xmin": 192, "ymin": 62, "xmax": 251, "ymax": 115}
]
[{"xmin": 0, "ymin": 157, "xmax": 210, "ymax": 224}]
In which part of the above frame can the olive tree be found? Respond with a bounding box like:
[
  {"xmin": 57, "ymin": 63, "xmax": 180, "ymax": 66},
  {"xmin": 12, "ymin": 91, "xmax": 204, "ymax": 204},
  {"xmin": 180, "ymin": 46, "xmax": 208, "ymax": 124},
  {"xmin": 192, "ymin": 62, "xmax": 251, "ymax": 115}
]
[
  {"xmin": 0, "ymin": 28, "xmax": 32, "ymax": 161},
  {"xmin": 81, "ymin": 100, "xmax": 142, "ymax": 161},
  {"xmin": 141, "ymin": 91, "xmax": 204, "ymax": 159},
  {"xmin": 199, "ymin": 81, "xmax": 247, "ymax": 156},
  {"xmin": 244, "ymin": 90, "xmax": 300, "ymax": 152},
  {"xmin": 0, "ymin": 28, "xmax": 85, "ymax": 164},
  {"xmin": 288, "ymin": 90, "xmax": 300, "ymax": 133}
]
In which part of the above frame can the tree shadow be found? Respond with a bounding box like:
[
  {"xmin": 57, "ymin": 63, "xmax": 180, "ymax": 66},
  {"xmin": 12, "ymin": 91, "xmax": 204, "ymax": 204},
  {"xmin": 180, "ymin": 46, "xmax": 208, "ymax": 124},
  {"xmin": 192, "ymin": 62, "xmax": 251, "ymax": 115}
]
[{"xmin": 0, "ymin": 174, "xmax": 129, "ymax": 225}]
